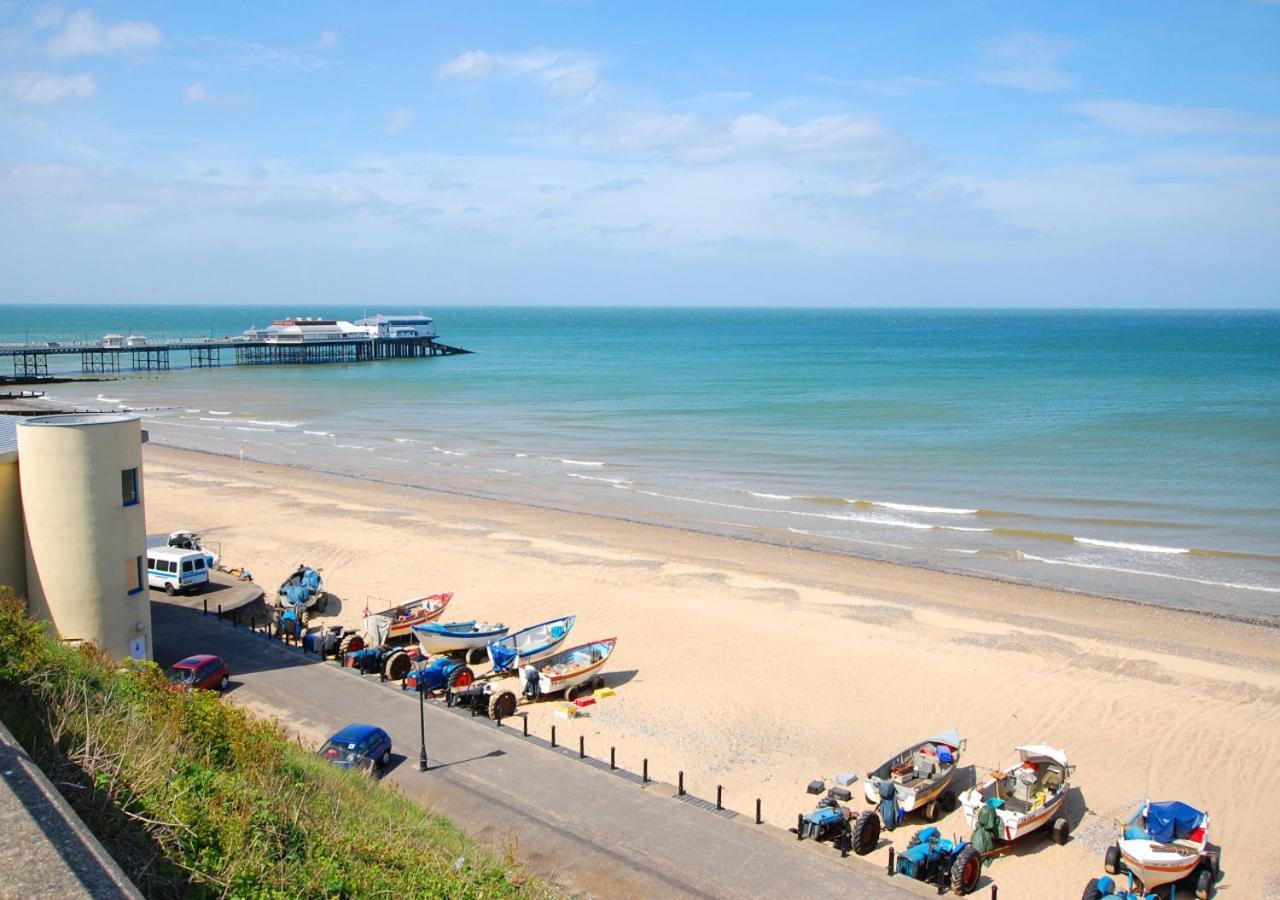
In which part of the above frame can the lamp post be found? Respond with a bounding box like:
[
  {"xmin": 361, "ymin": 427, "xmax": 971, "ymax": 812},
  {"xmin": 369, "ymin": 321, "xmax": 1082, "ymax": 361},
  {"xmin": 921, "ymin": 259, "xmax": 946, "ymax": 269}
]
[{"xmin": 417, "ymin": 659, "xmax": 429, "ymax": 771}]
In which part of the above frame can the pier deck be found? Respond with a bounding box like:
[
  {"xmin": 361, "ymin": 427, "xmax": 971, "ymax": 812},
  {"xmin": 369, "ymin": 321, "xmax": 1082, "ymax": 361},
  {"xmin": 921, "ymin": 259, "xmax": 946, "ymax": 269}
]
[{"xmin": 0, "ymin": 337, "xmax": 470, "ymax": 377}]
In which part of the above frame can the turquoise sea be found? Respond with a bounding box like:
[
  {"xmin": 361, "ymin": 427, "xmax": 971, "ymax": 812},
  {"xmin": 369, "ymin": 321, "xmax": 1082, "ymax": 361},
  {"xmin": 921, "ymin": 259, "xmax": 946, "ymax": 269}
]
[{"xmin": 3, "ymin": 305, "xmax": 1278, "ymax": 623}]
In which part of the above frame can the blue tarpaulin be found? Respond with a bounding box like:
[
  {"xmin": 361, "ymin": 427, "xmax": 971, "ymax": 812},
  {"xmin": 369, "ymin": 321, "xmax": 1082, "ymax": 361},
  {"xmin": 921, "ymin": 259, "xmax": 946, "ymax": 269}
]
[
  {"xmin": 878, "ymin": 779, "xmax": 901, "ymax": 831},
  {"xmin": 489, "ymin": 642, "xmax": 518, "ymax": 672},
  {"xmin": 1147, "ymin": 801, "xmax": 1204, "ymax": 844}
]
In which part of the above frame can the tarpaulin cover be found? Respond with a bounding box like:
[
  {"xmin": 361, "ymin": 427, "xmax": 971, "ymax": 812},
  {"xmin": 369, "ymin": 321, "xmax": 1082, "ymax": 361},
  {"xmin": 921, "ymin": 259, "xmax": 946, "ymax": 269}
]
[
  {"xmin": 971, "ymin": 800, "xmax": 999, "ymax": 855},
  {"xmin": 282, "ymin": 584, "xmax": 310, "ymax": 606},
  {"xmin": 364, "ymin": 615, "xmax": 390, "ymax": 649},
  {"xmin": 878, "ymin": 779, "xmax": 901, "ymax": 831},
  {"xmin": 1147, "ymin": 801, "xmax": 1204, "ymax": 844},
  {"xmin": 489, "ymin": 642, "xmax": 518, "ymax": 672}
]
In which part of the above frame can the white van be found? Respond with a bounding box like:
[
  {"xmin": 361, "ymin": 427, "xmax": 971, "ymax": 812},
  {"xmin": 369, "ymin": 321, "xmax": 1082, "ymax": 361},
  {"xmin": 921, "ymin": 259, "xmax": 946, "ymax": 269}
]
[{"xmin": 146, "ymin": 547, "xmax": 211, "ymax": 595}]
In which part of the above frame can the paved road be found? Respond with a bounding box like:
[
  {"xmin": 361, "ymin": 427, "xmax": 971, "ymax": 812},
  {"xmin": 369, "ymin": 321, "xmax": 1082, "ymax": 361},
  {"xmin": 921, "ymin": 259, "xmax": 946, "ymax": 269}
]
[{"xmin": 153, "ymin": 604, "xmax": 923, "ymax": 899}]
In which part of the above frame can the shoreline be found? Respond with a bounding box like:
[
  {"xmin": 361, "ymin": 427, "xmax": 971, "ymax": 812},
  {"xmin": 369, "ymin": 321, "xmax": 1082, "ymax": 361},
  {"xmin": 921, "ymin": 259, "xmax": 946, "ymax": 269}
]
[{"xmin": 153, "ymin": 435, "xmax": 1280, "ymax": 632}]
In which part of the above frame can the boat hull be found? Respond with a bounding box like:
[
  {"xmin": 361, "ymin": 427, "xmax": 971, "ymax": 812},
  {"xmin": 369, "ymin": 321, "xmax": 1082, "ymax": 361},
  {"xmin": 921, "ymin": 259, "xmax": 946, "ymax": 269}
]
[
  {"xmin": 488, "ymin": 615, "xmax": 575, "ymax": 671},
  {"xmin": 1118, "ymin": 840, "xmax": 1201, "ymax": 890},
  {"xmin": 413, "ymin": 621, "xmax": 508, "ymax": 654},
  {"xmin": 384, "ymin": 593, "xmax": 452, "ymax": 641}
]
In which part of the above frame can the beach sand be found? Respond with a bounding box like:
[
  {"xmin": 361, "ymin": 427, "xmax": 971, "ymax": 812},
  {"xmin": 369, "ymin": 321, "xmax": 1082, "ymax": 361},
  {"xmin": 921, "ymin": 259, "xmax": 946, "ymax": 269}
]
[{"xmin": 142, "ymin": 444, "xmax": 1280, "ymax": 898}]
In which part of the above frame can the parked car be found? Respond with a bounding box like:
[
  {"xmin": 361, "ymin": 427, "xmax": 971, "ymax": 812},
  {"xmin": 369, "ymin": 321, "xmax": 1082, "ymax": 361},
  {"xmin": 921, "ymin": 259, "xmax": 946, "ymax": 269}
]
[
  {"xmin": 166, "ymin": 654, "xmax": 230, "ymax": 692},
  {"xmin": 318, "ymin": 724, "xmax": 392, "ymax": 773}
]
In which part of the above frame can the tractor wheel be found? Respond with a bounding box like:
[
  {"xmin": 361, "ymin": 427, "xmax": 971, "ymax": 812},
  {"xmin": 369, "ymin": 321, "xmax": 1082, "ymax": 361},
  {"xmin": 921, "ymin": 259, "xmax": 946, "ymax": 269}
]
[
  {"xmin": 271, "ymin": 606, "xmax": 283, "ymax": 628},
  {"xmin": 384, "ymin": 650, "xmax": 412, "ymax": 681},
  {"xmin": 565, "ymin": 684, "xmax": 580, "ymax": 702},
  {"xmin": 949, "ymin": 845, "xmax": 982, "ymax": 895},
  {"xmin": 592, "ymin": 675, "xmax": 606, "ymax": 691},
  {"xmin": 164, "ymin": 582, "xmax": 176, "ymax": 596},
  {"xmin": 317, "ymin": 592, "xmax": 330, "ymax": 613},
  {"xmin": 1195, "ymin": 868, "xmax": 1213, "ymax": 900},
  {"xmin": 338, "ymin": 634, "xmax": 363, "ymax": 658},
  {"xmin": 465, "ymin": 646, "xmax": 487, "ymax": 666},
  {"xmin": 1081, "ymin": 878, "xmax": 1103, "ymax": 900},
  {"xmin": 298, "ymin": 607, "xmax": 310, "ymax": 628},
  {"xmin": 1203, "ymin": 849, "xmax": 1221, "ymax": 881},
  {"xmin": 1104, "ymin": 844, "xmax": 1121, "ymax": 875},
  {"xmin": 1051, "ymin": 816, "xmax": 1070, "ymax": 845},
  {"xmin": 850, "ymin": 810, "xmax": 879, "ymax": 855},
  {"xmin": 923, "ymin": 799, "xmax": 940, "ymax": 822},
  {"xmin": 448, "ymin": 666, "xmax": 475, "ymax": 690},
  {"xmin": 488, "ymin": 690, "xmax": 518, "ymax": 721},
  {"xmin": 941, "ymin": 789, "xmax": 959, "ymax": 813}
]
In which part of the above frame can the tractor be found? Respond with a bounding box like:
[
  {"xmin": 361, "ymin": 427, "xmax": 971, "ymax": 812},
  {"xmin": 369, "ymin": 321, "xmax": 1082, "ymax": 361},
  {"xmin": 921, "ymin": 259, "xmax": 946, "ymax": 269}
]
[
  {"xmin": 401, "ymin": 655, "xmax": 480, "ymax": 695},
  {"xmin": 796, "ymin": 796, "xmax": 881, "ymax": 856},
  {"xmin": 446, "ymin": 682, "xmax": 520, "ymax": 721},
  {"xmin": 895, "ymin": 826, "xmax": 983, "ymax": 895},
  {"xmin": 272, "ymin": 564, "xmax": 329, "ymax": 628}
]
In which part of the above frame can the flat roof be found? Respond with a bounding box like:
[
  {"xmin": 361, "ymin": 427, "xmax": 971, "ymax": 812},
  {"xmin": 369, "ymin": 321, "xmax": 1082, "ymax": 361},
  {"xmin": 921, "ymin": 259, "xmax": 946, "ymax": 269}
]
[{"xmin": 19, "ymin": 413, "xmax": 141, "ymax": 427}]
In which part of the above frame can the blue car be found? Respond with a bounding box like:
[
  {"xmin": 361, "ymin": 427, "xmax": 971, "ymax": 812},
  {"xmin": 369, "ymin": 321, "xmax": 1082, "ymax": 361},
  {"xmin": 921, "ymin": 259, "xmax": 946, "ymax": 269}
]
[{"xmin": 318, "ymin": 724, "xmax": 392, "ymax": 773}]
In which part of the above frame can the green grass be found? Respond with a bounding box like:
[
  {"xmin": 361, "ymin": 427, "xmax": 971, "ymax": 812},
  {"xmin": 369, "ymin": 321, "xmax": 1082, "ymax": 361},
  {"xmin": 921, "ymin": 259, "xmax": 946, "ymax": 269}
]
[{"xmin": 0, "ymin": 588, "xmax": 561, "ymax": 899}]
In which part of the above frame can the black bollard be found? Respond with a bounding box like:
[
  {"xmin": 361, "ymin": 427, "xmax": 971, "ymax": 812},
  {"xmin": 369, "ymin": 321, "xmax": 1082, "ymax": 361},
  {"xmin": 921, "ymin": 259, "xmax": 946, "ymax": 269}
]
[
  {"xmin": 522, "ymin": 716, "xmax": 528, "ymax": 737},
  {"xmin": 203, "ymin": 597, "xmax": 207, "ymax": 616},
  {"xmin": 217, "ymin": 603, "xmax": 222, "ymax": 620},
  {"xmin": 755, "ymin": 798, "xmax": 762, "ymax": 825},
  {"xmin": 251, "ymin": 616, "xmax": 256, "ymax": 632},
  {"xmin": 579, "ymin": 735, "xmax": 584, "ymax": 759},
  {"xmin": 887, "ymin": 847, "xmax": 895, "ymax": 876},
  {"xmin": 678, "ymin": 771, "xmax": 684, "ymax": 796},
  {"xmin": 716, "ymin": 785, "xmax": 723, "ymax": 811},
  {"xmin": 991, "ymin": 887, "xmax": 997, "ymax": 900},
  {"xmin": 495, "ymin": 707, "xmax": 502, "ymax": 727},
  {"xmin": 643, "ymin": 758, "xmax": 648, "ymax": 783},
  {"xmin": 797, "ymin": 813, "xmax": 804, "ymax": 840},
  {"xmin": 610, "ymin": 747, "xmax": 616, "ymax": 770},
  {"xmin": 551, "ymin": 725, "xmax": 556, "ymax": 748}
]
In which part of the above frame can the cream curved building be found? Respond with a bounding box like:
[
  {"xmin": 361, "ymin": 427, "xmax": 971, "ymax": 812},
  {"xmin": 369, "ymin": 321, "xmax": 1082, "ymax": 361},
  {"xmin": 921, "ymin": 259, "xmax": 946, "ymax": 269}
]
[{"xmin": 6, "ymin": 413, "xmax": 151, "ymax": 661}]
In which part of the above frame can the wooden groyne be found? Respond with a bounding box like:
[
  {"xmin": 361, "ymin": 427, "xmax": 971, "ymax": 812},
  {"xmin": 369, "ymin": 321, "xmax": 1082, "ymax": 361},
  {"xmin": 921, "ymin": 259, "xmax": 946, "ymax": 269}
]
[{"xmin": 0, "ymin": 337, "xmax": 471, "ymax": 377}]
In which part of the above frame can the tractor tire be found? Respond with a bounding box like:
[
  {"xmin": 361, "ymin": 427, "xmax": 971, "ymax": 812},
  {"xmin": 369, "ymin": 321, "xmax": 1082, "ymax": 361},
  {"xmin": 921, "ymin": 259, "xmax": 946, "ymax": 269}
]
[
  {"xmin": 1104, "ymin": 844, "xmax": 1121, "ymax": 875},
  {"xmin": 164, "ymin": 582, "xmax": 176, "ymax": 596},
  {"xmin": 950, "ymin": 845, "xmax": 982, "ymax": 895},
  {"xmin": 850, "ymin": 810, "xmax": 879, "ymax": 856},
  {"xmin": 338, "ymin": 634, "xmax": 363, "ymax": 659},
  {"xmin": 465, "ymin": 646, "xmax": 487, "ymax": 666},
  {"xmin": 315, "ymin": 592, "xmax": 329, "ymax": 614},
  {"xmin": 1051, "ymin": 816, "xmax": 1070, "ymax": 845},
  {"xmin": 941, "ymin": 789, "xmax": 959, "ymax": 813},
  {"xmin": 384, "ymin": 650, "xmax": 412, "ymax": 681},
  {"xmin": 447, "ymin": 666, "xmax": 475, "ymax": 690},
  {"xmin": 1195, "ymin": 867, "xmax": 1213, "ymax": 900},
  {"xmin": 271, "ymin": 606, "xmax": 283, "ymax": 628},
  {"xmin": 488, "ymin": 690, "xmax": 518, "ymax": 721},
  {"xmin": 923, "ymin": 799, "xmax": 940, "ymax": 822},
  {"xmin": 592, "ymin": 675, "xmax": 606, "ymax": 691},
  {"xmin": 1203, "ymin": 849, "xmax": 1221, "ymax": 881},
  {"xmin": 298, "ymin": 607, "xmax": 310, "ymax": 628},
  {"xmin": 1081, "ymin": 878, "xmax": 1104, "ymax": 900}
]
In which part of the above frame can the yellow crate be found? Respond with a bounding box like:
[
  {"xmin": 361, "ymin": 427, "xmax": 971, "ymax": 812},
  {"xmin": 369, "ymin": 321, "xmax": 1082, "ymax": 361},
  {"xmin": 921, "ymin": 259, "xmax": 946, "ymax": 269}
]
[
  {"xmin": 553, "ymin": 704, "xmax": 580, "ymax": 719},
  {"xmin": 594, "ymin": 687, "xmax": 616, "ymax": 699}
]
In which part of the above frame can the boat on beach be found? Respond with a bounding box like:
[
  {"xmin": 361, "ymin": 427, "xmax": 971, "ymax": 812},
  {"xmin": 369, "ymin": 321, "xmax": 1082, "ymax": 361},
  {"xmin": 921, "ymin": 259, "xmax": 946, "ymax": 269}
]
[
  {"xmin": 520, "ymin": 637, "xmax": 616, "ymax": 701},
  {"xmin": 1102, "ymin": 800, "xmax": 1216, "ymax": 897},
  {"xmin": 487, "ymin": 615, "xmax": 576, "ymax": 673},
  {"xmin": 412, "ymin": 620, "xmax": 509, "ymax": 657},
  {"xmin": 960, "ymin": 744, "xmax": 1073, "ymax": 847},
  {"xmin": 364, "ymin": 592, "xmax": 453, "ymax": 642},
  {"xmin": 863, "ymin": 729, "xmax": 963, "ymax": 822}
]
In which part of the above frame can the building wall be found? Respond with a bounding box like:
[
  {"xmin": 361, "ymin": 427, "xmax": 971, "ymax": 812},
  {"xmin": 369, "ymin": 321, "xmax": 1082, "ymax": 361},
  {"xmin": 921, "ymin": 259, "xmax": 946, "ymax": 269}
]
[
  {"xmin": 0, "ymin": 459, "xmax": 25, "ymax": 598},
  {"xmin": 17, "ymin": 414, "xmax": 151, "ymax": 661}
]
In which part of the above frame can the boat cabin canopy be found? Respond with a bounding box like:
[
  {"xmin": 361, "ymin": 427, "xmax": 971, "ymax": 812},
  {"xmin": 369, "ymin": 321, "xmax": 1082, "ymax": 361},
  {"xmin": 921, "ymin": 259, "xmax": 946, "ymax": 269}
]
[{"xmin": 1016, "ymin": 744, "xmax": 1068, "ymax": 768}]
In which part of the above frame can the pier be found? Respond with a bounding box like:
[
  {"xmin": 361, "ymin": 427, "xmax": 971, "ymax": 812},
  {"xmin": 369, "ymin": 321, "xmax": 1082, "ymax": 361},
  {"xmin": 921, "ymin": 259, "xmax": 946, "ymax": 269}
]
[{"xmin": 0, "ymin": 336, "xmax": 471, "ymax": 378}]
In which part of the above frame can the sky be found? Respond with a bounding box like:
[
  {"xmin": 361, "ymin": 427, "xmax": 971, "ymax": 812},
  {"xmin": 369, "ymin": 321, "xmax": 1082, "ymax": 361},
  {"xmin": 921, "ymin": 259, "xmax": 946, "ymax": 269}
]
[{"xmin": 1, "ymin": 2, "xmax": 1278, "ymax": 307}]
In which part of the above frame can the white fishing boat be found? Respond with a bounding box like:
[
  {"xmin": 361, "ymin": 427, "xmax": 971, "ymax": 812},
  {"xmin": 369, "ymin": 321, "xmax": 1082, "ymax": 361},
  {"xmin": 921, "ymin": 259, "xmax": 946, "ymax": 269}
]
[
  {"xmin": 363, "ymin": 592, "xmax": 453, "ymax": 642},
  {"xmin": 863, "ymin": 729, "xmax": 963, "ymax": 821},
  {"xmin": 960, "ymin": 744, "xmax": 1073, "ymax": 846},
  {"xmin": 1104, "ymin": 800, "xmax": 1215, "ymax": 896},
  {"xmin": 412, "ymin": 620, "xmax": 508, "ymax": 655},
  {"xmin": 487, "ymin": 615, "xmax": 575, "ymax": 673},
  {"xmin": 520, "ymin": 637, "xmax": 616, "ymax": 701}
]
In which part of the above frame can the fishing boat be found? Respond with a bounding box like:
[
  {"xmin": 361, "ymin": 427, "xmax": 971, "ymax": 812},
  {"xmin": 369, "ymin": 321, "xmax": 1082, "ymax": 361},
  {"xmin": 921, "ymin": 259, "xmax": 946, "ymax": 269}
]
[
  {"xmin": 960, "ymin": 745, "xmax": 1073, "ymax": 847},
  {"xmin": 520, "ymin": 637, "xmax": 616, "ymax": 701},
  {"xmin": 364, "ymin": 592, "xmax": 453, "ymax": 642},
  {"xmin": 862, "ymin": 729, "xmax": 963, "ymax": 822},
  {"xmin": 1104, "ymin": 800, "xmax": 1215, "ymax": 896},
  {"xmin": 487, "ymin": 615, "xmax": 576, "ymax": 673},
  {"xmin": 412, "ymin": 620, "xmax": 509, "ymax": 656}
]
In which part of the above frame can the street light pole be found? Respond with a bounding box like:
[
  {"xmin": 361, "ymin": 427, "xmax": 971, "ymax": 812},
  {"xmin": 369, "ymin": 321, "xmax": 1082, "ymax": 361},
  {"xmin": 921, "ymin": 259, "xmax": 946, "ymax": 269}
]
[{"xmin": 417, "ymin": 660, "xmax": 429, "ymax": 771}]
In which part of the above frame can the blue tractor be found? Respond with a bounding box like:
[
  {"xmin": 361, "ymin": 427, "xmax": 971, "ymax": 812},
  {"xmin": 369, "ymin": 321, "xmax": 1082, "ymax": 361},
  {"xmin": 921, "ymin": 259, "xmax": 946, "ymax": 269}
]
[
  {"xmin": 895, "ymin": 826, "xmax": 983, "ymax": 895},
  {"xmin": 400, "ymin": 655, "xmax": 477, "ymax": 695},
  {"xmin": 1082, "ymin": 875, "xmax": 1157, "ymax": 899},
  {"xmin": 796, "ymin": 796, "xmax": 881, "ymax": 856},
  {"xmin": 273, "ymin": 564, "xmax": 329, "ymax": 630}
]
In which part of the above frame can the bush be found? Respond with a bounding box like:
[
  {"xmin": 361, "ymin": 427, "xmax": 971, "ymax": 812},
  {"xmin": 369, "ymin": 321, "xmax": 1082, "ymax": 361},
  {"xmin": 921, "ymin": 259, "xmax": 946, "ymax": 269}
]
[{"xmin": 0, "ymin": 590, "xmax": 557, "ymax": 899}]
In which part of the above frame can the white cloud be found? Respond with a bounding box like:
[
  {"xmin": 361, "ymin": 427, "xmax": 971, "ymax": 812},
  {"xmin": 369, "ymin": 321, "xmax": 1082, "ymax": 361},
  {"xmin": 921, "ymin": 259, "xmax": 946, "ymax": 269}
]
[
  {"xmin": 976, "ymin": 30, "xmax": 1074, "ymax": 93},
  {"xmin": 184, "ymin": 82, "xmax": 248, "ymax": 108},
  {"xmin": 1072, "ymin": 100, "xmax": 1280, "ymax": 136},
  {"xmin": 315, "ymin": 29, "xmax": 337, "ymax": 50},
  {"xmin": 200, "ymin": 37, "xmax": 332, "ymax": 72},
  {"xmin": 437, "ymin": 48, "xmax": 599, "ymax": 100},
  {"xmin": 809, "ymin": 74, "xmax": 943, "ymax": 96},
  {"xmin": 2, "ymin": 69, "xmax": 95, "ymax": 105},
  {"xmin": 45, "ymin": 9, "xmax": 160, "ymax": 59},
  {"xmin": 384, "ymin": 106, "xmax": 416, "ymax": 134}
]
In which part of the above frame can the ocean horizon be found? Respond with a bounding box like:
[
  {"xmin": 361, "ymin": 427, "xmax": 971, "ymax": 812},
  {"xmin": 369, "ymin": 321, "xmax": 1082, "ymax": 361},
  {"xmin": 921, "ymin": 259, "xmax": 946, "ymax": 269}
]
[{"xmin": 4, "ymin": 304, "xmax": 1278, "ymax": 624}]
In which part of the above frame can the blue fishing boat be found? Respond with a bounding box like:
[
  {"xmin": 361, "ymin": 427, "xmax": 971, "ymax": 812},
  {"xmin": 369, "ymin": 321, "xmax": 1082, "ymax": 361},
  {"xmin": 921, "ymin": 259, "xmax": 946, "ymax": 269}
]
[
  {"xmin": 487, "ymin": 615, "xmax": 576, "ymax": 673},
  {"xmin": 412, "ymin": 619, "xmax": 508, "ymax": 655}
]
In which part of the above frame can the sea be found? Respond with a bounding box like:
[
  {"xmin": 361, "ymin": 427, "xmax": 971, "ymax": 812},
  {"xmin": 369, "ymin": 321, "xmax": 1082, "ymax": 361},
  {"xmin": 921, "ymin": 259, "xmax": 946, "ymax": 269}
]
[{"xmin": 3, "ymin": 305, "xmax": 1277, "ymax": 625}]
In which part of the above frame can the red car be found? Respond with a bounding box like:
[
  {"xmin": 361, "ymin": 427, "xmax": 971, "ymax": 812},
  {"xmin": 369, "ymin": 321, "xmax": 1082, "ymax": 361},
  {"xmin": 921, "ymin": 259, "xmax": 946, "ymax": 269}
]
[{"xmin": 166, "ymin": 654, "xmax": 231, "ymax": 692}]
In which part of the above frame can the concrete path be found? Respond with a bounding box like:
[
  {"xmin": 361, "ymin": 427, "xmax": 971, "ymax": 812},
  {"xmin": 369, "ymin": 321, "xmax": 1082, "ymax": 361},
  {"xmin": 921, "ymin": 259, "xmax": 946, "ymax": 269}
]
[
  {"xmin": 0, "ymin": 720, "xmax": 141, "ymax": 900},
  {"xmin": 154, "ymin": 604, "xmax": 926, "ymax": 899}
]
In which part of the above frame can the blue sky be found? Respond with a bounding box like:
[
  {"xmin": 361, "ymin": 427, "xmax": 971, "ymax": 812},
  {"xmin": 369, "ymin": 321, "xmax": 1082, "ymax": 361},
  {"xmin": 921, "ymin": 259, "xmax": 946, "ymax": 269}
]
[{"xmin": 1, "ymin": 2, "xmax": 1278, "ymax": 306}]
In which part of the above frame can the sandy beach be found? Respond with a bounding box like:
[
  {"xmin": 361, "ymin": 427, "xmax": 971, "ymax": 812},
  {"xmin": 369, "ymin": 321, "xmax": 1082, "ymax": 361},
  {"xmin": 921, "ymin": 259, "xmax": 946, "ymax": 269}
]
[{"xmin": 142, "ymin": 443, "xmax": 1280, "ymax": 898}]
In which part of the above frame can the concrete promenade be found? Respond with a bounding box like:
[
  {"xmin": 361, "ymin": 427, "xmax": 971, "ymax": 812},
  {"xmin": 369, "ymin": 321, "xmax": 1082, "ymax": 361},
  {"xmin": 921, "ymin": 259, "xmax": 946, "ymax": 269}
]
[
  {"xmin": 153, "ymin": 602, "xmax": 926, "ymax": 899},
  {"xmin": 0, "ymin": 720, "xmax": 141, "ymax": 900}
]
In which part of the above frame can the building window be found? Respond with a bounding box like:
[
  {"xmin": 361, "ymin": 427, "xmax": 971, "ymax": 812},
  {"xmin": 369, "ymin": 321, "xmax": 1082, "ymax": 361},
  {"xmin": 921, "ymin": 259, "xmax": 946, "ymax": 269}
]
[
  {"xmin": 121, "ymin": 468, "xmax": 139, "ymax": 507},
  {"xmin": 127, "ymin": 556, "xmax": 143, "ymax": 595}
]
